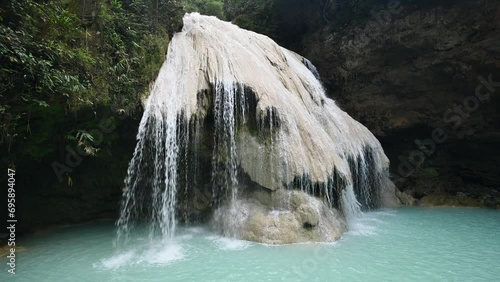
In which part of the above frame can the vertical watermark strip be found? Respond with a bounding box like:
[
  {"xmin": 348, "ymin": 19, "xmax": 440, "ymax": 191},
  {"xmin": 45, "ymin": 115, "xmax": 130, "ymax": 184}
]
[{"xmin": 6, "ymin": 168, "xmax": 16, "ymax": 275}]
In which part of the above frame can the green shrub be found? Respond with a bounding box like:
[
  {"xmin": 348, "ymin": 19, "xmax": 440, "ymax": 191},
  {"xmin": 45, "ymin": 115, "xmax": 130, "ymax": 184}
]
[{"xmin": 0, "ymin": 0, "xmax": 181, "ymax": 160}]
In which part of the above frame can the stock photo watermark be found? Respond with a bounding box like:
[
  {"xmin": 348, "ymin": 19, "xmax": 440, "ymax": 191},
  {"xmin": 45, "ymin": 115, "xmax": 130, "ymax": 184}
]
[
  {"xmin": 6, "ymin": 168, "xmax": 17, "ymax": 275},
  {"xmin": 51, "ymin": 114, "xmax": 127, "ymax": 183},
  {"xmin": 393, "ymin": 74, "xmax": 498, "ymax": 185}
]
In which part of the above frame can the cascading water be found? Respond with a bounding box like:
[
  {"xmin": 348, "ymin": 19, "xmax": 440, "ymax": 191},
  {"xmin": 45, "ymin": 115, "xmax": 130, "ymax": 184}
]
[
  {"xmin": 116, "ymin": 13, "xmax": 399, "ymax": 245},
  {"xmin": 211, "ymin": 82, "xmax": 241, "ymax": 237}
]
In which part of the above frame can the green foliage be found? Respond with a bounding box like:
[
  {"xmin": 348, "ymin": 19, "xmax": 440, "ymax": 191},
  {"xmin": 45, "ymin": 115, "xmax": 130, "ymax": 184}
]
[
  {"xmin": 224, "ymin": 0, "xmax": 278, "ymax": 39},
  {"xmin": 0, "ymin": 0, "xmax": 182, "ymax": 160},
  {"xmin": 417, "ymin": 160, "xmax": 440, "ymax": 180},
  {"xmin": 185, "ymin": 0, "xmax": 224, "ymax": 18},
  {"xmin": 423, "ymin": 166, "xmax": 440, "ymax": 180},
  {"xmin": 65, "ymin": 129, "xmax": 100, "ymax": 156}
]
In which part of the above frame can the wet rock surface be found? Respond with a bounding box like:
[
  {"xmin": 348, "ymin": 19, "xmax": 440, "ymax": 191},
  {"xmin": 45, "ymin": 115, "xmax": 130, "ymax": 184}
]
[{"xmin": 213, "ymin": 190, "xmax": 346, "ymax": 244}]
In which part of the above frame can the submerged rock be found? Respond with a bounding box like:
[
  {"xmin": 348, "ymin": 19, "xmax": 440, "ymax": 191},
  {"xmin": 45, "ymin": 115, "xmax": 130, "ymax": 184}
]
[
  {"xmin": 396, "ymin": 190, "xmax": 418, "ymax": 206},
  {"xmin": 214, "ymin": 190, "xmax": 346, "ymax": 244}
]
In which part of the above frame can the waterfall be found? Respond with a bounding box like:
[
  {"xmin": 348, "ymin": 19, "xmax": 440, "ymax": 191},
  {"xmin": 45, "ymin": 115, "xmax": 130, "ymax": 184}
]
[
  {"xmin": 116, "ymin": 13, "xmax": 398, "ymax": 244},
  {"xmin": 211, "ymin": 82, "xmax": 240, "ymax": 237},
  {"xmin": 302, "ymin": 58, "xmax": 321, "ymax": 80}
]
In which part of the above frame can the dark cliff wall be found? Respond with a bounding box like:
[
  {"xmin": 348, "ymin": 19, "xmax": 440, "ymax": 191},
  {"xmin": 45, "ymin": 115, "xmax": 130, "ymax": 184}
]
[
  {"xmin": 302, "ymin": 0, "xmax": 499, "ymax": 205},
  {"xmin": 224, "ymin": 0, "xmax": 500, "ymax": 205}
]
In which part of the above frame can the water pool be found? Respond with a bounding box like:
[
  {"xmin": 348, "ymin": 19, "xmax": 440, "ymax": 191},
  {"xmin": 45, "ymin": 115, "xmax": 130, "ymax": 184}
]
[{"xmin": 2, "ymin": 207, "xmax": 500, "ymax": 281}]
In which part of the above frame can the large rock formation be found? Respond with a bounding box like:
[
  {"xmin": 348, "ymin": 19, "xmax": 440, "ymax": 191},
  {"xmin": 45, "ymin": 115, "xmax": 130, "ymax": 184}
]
[
  {"xmin": 117, "ymin": 13, "xmax": 399, "ymax": 244},
  {"xmin": 214, "ymin": 190, "xmax": 346, "ymax": 244}
]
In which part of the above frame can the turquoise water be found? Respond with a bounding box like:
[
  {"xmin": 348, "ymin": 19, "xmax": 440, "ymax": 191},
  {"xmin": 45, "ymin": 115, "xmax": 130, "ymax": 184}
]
[{"xmin": 2, "ymin": 207, "xmax": 500, "ymax": 281}]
